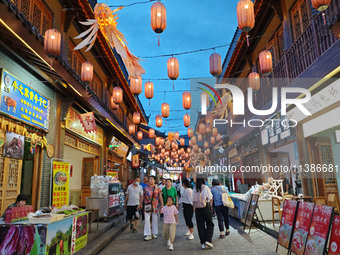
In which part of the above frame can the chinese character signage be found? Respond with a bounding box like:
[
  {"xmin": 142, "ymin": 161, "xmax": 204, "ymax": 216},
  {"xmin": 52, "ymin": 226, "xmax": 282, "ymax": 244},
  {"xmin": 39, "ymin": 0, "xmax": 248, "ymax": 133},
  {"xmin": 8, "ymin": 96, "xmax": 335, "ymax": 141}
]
[
  {"xmin": 0, "ymin": 69, "xmax": 50, "ymax": 131},
  {"xmin": 329, "ymin": 215, "xmax": 340, "ymax": 255},
  {"xmin": 78, "ymin": 111, "xmax": 97, "ymax": 133},
  {"xmin": 109, "ymin": 194, "xmax": 119, "ymax": 208},
  {"xmin": 291, "ymin": 202, "xmax": 315, "ymax": 255},
  {"xmin": 305, "ymin": 205, "xmax": 333, "ymax": 255},
  {"xmin": 132, "ymin": 154, "xmax": 140, "ymax": 168},
  {"xmin": 52, "ymin": 160, "xmax": 70, "ymax": 208},
  {"xmin": 278, "ymin": 200, "xmax": 298, "ymax": 249},
  {"xmin": 107, "ymin": 170, "xmax": 118, "ymax": 178}
]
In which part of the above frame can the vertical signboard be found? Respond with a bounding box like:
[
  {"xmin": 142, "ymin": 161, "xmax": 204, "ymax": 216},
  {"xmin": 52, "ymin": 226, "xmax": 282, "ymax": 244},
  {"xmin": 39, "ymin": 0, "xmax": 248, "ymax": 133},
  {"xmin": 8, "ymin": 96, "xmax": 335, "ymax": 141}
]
[
  {"xmin": 52, "ymin": 160, "xmax": 70, "ymax": 208},
  {"xmin": 329, "ymin": 215, "xmax": 340, "ymax": 255},
  {"xmin": 132, "ymin": 154, "xmax": 140, "ymax": 168},
  {"xmin": 277, "ymin": 200, "xmax": 298, "ymax": 249}
]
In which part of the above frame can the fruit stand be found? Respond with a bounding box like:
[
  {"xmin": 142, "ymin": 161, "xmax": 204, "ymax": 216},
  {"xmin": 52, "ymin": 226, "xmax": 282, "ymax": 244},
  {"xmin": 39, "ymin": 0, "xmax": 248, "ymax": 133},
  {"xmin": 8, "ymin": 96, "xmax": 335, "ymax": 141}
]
[{"xmin": 0, "ymin": 211, "xmax": 89, "ymax": 255}]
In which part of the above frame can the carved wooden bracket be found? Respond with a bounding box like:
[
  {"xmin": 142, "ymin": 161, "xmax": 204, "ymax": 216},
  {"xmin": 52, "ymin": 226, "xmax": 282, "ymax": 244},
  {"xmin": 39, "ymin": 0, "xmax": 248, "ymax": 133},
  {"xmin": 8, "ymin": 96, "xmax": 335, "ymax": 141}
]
[{"xmin": 61, "ymin": 98, "xmax": 74, "ymax": 120}]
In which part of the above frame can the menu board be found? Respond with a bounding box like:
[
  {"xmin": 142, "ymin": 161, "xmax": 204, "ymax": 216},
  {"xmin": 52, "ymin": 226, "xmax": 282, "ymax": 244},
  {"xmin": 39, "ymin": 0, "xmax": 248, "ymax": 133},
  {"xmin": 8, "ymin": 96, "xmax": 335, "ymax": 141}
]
[
  {"xmin": 304, "ymin": 205, "xmax": 333, "ymax": 255},
  {"xmin": 278, "ymin": 200, "xmax": 298, "ymax": 249},
  {"xmin": 52, "ymin": 160, "xmax": 70, "ymax": 208},
  {"xmin": 245, "ymin": 194, "xmax": 259, "ymax": 227},
  {"xmin": 241, "ymin": 195, "xmax": 252, "ymax": 224},
  {"xmin": 329, "ymin": 215, "xmax": 340, "ymax": 255},
  {"xmin": 291, "ymin": 202, "xmax": 315, "ymax": 255}
]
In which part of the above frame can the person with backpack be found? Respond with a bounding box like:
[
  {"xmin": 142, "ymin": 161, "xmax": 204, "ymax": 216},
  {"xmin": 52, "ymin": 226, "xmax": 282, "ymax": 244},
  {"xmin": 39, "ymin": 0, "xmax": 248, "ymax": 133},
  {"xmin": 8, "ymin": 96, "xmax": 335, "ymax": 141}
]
[
  {"xmin": 193, "ymin": 176, "xmax": 214, "ymax": 250},
  {"xmin": 211, "ymin": 179, "xmax": 230, "ymax": 239},
  {"xmin": 181, "ymin": 178, "xmax": 194, "ymax": 240}
]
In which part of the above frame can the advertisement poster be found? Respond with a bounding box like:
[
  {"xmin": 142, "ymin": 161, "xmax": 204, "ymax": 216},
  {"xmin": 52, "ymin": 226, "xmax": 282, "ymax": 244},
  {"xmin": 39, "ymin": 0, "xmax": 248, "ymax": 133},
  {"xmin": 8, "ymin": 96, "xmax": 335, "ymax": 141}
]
[
  {"xmin": 291, "ymin": 202, "xmax": 315, "ymax": 255},
  {"xmin": 74, "ymin": 213, "xmax": 88, "ymax": 253},
  {"xmin": 47, "ymin": 217, "xmax": 73, "ymax": 255},
  {"xmin": 304, "ymin": 205, "xmax": 333, "ymax": 255},
  {"xmin": 3, "ymin": 131, "xmax": 24, "ymax": 159},
  {"xmin": 241, "ymin": 194, "xmax": 252, "ymax": 224},
  {"xmin": 132, "ymin": 154, "xmax": 140, "ymax": 168},
  {"xmin": 109, "ymin": 194, "xmax": 120, "ymax": 208},
  {"xmin": 0, "ymin": 69, "xmax": 50, "ymax": 132},
  {"xmin": 0, "ymin": 224, "xmax": 47, "ymax": 255},
  {"xmin": 245, "ymin": 194, "xmax": 259, "ymax": 227},
  {"xmin": 329, "ymin": 215, "xmax": 340, "ymax": 255},
  {"xmin": 52, "ymin": 160, "xmax": 70, "ymax": 208},
  {"xmin": 277, "ymin": 200, "xmax": 298, "ymax": 249},
  {"xmin": 107, "ymin": 169, "xmax": 118, "ymax": 178}
]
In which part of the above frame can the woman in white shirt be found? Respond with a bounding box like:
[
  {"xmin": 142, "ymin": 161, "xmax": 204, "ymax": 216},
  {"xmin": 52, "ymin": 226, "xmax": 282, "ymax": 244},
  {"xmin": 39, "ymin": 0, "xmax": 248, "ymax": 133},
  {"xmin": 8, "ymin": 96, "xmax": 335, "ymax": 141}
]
[
  {"xmin": 181, "ymin": 178, "xmax": 194, "ymax": 240},
  {"xmin": 193, "ymin": 177, "xmax": 214, "ymax": 250}
]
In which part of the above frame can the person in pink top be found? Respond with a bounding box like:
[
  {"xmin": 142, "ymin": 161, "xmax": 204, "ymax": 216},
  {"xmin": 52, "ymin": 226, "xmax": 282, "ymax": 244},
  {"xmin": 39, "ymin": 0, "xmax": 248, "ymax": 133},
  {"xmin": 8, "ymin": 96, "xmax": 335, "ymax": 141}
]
[{"xmin": 161, "ymin": 196, "xmax": 179, "ymax": 251}]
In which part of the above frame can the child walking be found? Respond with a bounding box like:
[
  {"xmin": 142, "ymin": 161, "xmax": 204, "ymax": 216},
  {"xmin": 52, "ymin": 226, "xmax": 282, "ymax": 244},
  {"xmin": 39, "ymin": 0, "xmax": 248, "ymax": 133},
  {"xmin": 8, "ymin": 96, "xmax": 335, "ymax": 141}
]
[{"xmin": 161, "ymin": 196, "xmax": 179, "ymax": 251}]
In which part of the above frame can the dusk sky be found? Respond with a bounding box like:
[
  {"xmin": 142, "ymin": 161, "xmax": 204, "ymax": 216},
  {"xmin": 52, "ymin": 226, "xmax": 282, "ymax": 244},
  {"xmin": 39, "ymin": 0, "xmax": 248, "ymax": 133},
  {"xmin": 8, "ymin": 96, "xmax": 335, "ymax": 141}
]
[{"xmin": 106, "ymin": 0, "xmax": 238, "ymax": 135}]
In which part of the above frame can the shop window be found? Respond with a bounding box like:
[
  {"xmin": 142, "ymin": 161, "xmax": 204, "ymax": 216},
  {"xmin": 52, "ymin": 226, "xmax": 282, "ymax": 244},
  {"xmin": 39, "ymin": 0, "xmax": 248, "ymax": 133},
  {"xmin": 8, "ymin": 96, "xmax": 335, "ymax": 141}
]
[
  {"xmin": 291, "ymin": 0, "xmax": 311, "ymax": 42},
  {"xmin": 13, "ymin": 0, "xmax": 53, "ymax": 35},
  {"xmin": 90, "ymin": 74, "xmax": 103, "ymax": 100}
]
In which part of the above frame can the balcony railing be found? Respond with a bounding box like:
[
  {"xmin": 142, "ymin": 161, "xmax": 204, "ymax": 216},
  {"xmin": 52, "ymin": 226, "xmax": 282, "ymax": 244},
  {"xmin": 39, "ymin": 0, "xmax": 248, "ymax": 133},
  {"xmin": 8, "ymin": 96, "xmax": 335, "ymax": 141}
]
[{"xmin": 230, "ymin": 0, "xmax": 340, "ymax": 136}]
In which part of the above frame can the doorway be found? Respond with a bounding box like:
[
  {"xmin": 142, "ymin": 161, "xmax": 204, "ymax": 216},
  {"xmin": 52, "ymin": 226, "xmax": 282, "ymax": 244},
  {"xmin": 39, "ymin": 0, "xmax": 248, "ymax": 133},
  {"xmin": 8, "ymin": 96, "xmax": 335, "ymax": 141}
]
[{"xmin": 81, "ymin": 157, "xmax": 99, "ymax": 207}]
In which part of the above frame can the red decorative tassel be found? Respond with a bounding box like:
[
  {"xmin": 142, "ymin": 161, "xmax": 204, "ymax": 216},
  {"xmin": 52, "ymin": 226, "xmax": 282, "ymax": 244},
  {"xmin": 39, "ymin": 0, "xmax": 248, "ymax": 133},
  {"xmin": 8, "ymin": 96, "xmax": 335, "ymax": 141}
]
[
  {"xmin": 173, "ymin": 81, "xmax": 174, "ymax": 90},
  {"xmin": 267, "ymin": 77, "xmax": 269, "ymax": 87},
  {"xmin": 149, "ymin": 99, "xmax": 150, "ymax": 106},
  {"xmin": 158, "ymin": 35, "xmax": 160, "ymax": 46},
  {"xmin": 322, "ymin": 12, "xmax": 326, "ymax": 25},
  {"xmin": 246, "ymin": 35, "xmax": 250, "ymax": 47}
]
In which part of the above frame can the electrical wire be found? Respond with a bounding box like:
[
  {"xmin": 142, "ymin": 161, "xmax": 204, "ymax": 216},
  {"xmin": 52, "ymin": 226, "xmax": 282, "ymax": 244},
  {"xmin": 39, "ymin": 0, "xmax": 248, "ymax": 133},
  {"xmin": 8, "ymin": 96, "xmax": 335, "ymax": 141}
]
[{"xmin": 109, "ymin": 0, "xmax": 160, "ymax": 8}]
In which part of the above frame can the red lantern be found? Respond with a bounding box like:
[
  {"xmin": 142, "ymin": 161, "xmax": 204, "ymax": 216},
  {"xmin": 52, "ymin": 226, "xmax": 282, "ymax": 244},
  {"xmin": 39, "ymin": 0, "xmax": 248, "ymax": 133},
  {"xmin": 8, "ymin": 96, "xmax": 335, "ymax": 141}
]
[
  {"xmin": 129, "ymin": 124, "xmax": 135, "ymax": 135},
  {"xmin": 191, "ymin": 136, "xmax": 197, "ymax": 145},
  {"xmin": 133, "ymin": 112, "xmax": 141, "ymax": 124},
  {"xmin": 44, "ymin": 29, "xmax": 61, "ymax": 58},
  {"xmin": 110, "ymin": 96, "xmax": 119, "ymax": 110},
  {"xmin": 182, "ymin": 92, "xmax": 192, "ymax": 110},
  {"xmin": 174, "ymin": 132, "xmax": 180, "ymax": 140},
  {"xmin": 216, "ymin": 134, "xmax": 222, "ymax": 142},
  {"xmin": 193, "ymin": 145, "xmax": 198, "ymax": 152},
  {"xmin": 188, "ymin": 128, "xmax": 193, "ymax": 138},
  {"xmin": 212, "ymin": 127, "xmax": 218, "ymax": 137},
  {"xmin": 145, "ymin": 81, "xmax": 154, "ymax": 105},
  {"xmin": 149, "ymin": 128, "xmax": 155, "ymax": 138},
  {"xmin": 236, "ymin": 0, "xmax": 255, "ymax": 32},
  {"xmin": 184, "ymin": 114, "xmax": 190, "ymax": 127},
  {"xmin": 205, "ymin": 148, "xmax": 211, "ymax": 155},
  {"xmin": 156, "ymin": 115, "xmax": 162, "ymax": 127},
  {"xmin": 204, "ymin": 141, "xmax": 209, "ymax": 148},
  {"xmin": 112, "ymin": 87, "xmax": 123, "ymax": 105},
  {"xmin": 155, "ymin": 137, "xmax": 161, "ymax": 146},
  {"xmin": 151, "ymin": 1, "xmax": 167, "ymax": 46},
  {"xmin": 209, "ymin": 53, "xmax": 222, "ymax": 77},
  {"xmin": 81, "ymin": 61, "xmax": 93, "ymax": 82},
  {"xmin": 249, "ymin": 72, "xmax": 260, "ymax": 90},
  {"xmin": 167, "ymin": 57, "xmax": 179, "ymax": 80},
  {"xmin": 206, "ymin": 124, "xmax": 212, "ymax": 133},
  {"xmin": 130, "ymin": 76, "xmax": 142, "ymax": 95},
  {"xmin": 137, "ymin": 131, "xmax": 143, "ymax": 140},
  {"xmin": 187, "ymin": 147, "xmax": 191, "ymax": 153},
  {"xmin": 210, "ymin": 136, "xmax": 216, "ymax": 144},
  {"xmin": 312, "ymin": 0, "xmax": 332, "ymax": 11},
  {"xmin": 199, "ymin": 123, "xmax": 206, "ymax": 134},
  {"xmin": 161, "ymin": 103, "xmax": 170, "ymax": 118},
  {"xmin": 197, "ymin": 134, "xmax": 203, "ymax": 142},
  {"xmin": 206, "ymin": 111, "xmax": 213, "ymax": 124},
  {"xmin": 259, "ymin": 50, "xmax": 273, "ymax": 75},
  {"xmin": 161, "ymin": 138, "xmax": 165, "ymax": 145}
]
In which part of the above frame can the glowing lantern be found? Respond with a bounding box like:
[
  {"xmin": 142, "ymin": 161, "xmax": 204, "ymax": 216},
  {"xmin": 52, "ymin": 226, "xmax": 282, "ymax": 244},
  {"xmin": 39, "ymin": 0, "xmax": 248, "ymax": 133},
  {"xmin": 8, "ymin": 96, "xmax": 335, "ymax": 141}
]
[
  {"xmin": 130, "ymin": 76, "xmax": 142, "ymax": 95},
  {"xmin": 201, "ymin": 92, "xmax": 209, "ymax": 108},
  {"xmin": 184, "ymin": 114, "xmax": 190, "ymax": 127},
  {"xmin": 161, "ymin": 138, "xmax": 165, "ymax": 145},
  {"xmin": 249, "ymin": 72, "xmax": 260, "ymax": 90},
  {"xmin": 137, "ymin": 131, "xmax": 143, "ymax": 140},
  {"xmin": 206, "ymin": 111, "xmax": 213, "ymax": 124},
  {"xmin": 180, "ymin": 138, "xmax": 185, "ymax": 146},
  {"xmin": 199, "ymin": 123, "xmax": 206, "ymax": 134},
  {"xmin": 149, "ymin": 128, "xmax": 155, "ymax": 138},
  {"xmin": 191, "ymin": 136, "xmax": 197, "ymax": 145},
  {"xmin": 189, "ymin": 140, "xmax": 192, "ymax": 147},
  {"xmin": 110, "ymin": 96, "xmax": 119, "ymax": 110},
  {"xmin": 151, "ymin": 1, "xmax": 166, "ymax": 45},
  {"xmin": 44, "ymin": 29, "xmax": 61, "ymax": 58},
  {"xmin": 182, "ymin": 92, "xmax": 192, "ymax": 110},
  {"xmin": 204, "ymin": 141, "xmax": 209, "ymax": 148},
  {"xmin": 197, "ymin": 134, "xmax": 203, "ymax": 142},
  {"xmin": 210, "ymin": 136, "xmax": 216, "ymax": 144},
  {"xmin": 167, "ymin": 57, "xmax": 179, "ymax": 87},
  {"xmin": 174, "ymin": 132, "xmax": 180, "ymax": 140},
  {"xmin": 236, "ymin": 0, "xmax": 255, "ymax": 32},
  {"xmin": 187, "ymin": 147, "xmax": 191, "ymax": 153},
  {"xmin": 161, "ymin": 148, "xmax": 165, "ymax": 154},
  {"xmin": 112, "ymin": 87, "xmax": 123, "ymax": 105},
  {"xmin": 205, "ymin": 148, "xmax": 211, "ymax": 155},
  {"xmin": 156, "ymin": 137, "xmax": 161, "ymax": 146},
  {"xmin": 145, "ymin": 81, "xmax": 154, "ymax": 105},
  {"xmin": 206, "ymin": 124, "xmax": 212, "ymax": 133},
  {"xmin": 198, "ymin": 148, "xmax": 202, "ymax": 153},
  {"xmin": 133, "ymin": 112, "xmax": 141, "ymax": 124},
  {"xmin": 216, "ymin": 134, "xmax": 222, "ymax": 142},
  {"xmin": 161, "ymin": 103, "xmax": 170, "ymax": 118},
  {"xmin": 193, "ymin": 145, "xmax": 198, "ymax": 152},
  {"xmin": 312, "ymin": 0, "xmax": 332, "ymax": 11},
  {"xmin": 259, "ymin": 50, "xmax": 273, "ymax": 75},
  {"xmin": 209, "ymin": 53, "xmax": 222, "ymax": 77},
  {"xmin": 212, "ymin": 127, "xmax": 218, "ymax": 137},
  {"xmin": 156, "ymin": 115, "xmax": 162, "ymax": 127},
  {"xmin": 188, "ymin": 128, "xmax": 194, "ymax": 138},
  {"xmin": 81, "ymin": 61, "xmax": 93, "ymax": 82},
  {"xmin": 129, "ymin": 124, "xmax": 135, "ymax": 135}
]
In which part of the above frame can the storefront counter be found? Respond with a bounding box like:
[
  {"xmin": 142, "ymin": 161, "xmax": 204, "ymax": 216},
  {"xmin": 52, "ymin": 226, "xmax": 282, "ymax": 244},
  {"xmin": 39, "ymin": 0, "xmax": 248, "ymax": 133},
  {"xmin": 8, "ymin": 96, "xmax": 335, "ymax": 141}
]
[{"xmin": 0, "ymin": 212, "xmax": 89, "ymax": 255}]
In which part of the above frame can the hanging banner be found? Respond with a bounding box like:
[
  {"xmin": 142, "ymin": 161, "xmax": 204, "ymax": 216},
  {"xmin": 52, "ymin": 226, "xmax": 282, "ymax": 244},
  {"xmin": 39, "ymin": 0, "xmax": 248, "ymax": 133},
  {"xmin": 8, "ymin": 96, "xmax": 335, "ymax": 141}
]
[
  {"xmin": 329, "ymin": 215, "xmax": 340, "ymax": 255},
  {"xmin": 277, "ymin": 200, "xmax": 298, "ymax": 249},
  {"xmin": 304, "ymin": 205, "xmax": 334, "ymax": 255},
  {"xmin": 132, "ymin": 154, "xmax": 140, "ymax": 168},
  {"xmin": 0, "ymin": 69, "xmax": 50, "ymax": 131},
  {"xmin": 78, "ymin": 112, "xmax": 97, "ymax": 133},
  {"xmin": 52, "ymin": 160, "xmax": 70, "ymax": 208},
  {"xmin": 290, "ymin": 202, "xmax": 315, "ymax": 255}
]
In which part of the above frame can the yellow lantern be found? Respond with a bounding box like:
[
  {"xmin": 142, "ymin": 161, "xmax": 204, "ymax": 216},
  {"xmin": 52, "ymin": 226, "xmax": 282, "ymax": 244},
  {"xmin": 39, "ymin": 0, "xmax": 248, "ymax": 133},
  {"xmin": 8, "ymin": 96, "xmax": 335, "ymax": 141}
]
[
  {"xmin": 210, "ymin": 136, "xmax": 216, "ymax": 144},
  {"xmin": 188, "ymin": 127, "xmax": 193, "ymax": 138},
  {"xmin": 248, "ymin": 72, "xmax": 260, "ymax": 90},
  {"xmin": 312, "ymin": 0, "xmax": 332, "ymax": 11},
  {"xmin": 259, "ymin": 50, "xmax": 273, "ymax": 75},
  {"xmin": 44, "ymin": 29, "xmax": 61, "ymax": 58},
  {"xmin": 133, "ymin": 112, "xmax": 141, "ymax": 124},
  {"xmin": 199, "ymin": 123, "xmax": 206, "ymax": 134},
  {"xmin": 174, "ymin": 132, "xmax": 180, "ymax": 140},
  {"xmin": 161, "ymin": 103, "xmax": 170, "ymax": 118},
  {"xmin": 236, "ymin": 0, "xmax": 255, "ymax": 32},
  {"xmin": 149, "ymin": 128, "xmax": 155, "ymax": 138},
  {"xmin": 201, "ymin": 92, "xmax": 209, "ymax": 108},
  {"xmin": 155, "ymin": 115, "xmax": 162, "ymax": 127},
  {"xmin": 145, "ymin": 81, "xmax": 154, "ymax": 105},
  {"xmin": 81, "ymin": 61, "xmax": 93, "ymax": 82},
  {"xmin": 130, "ymin": 76, "xmax": 142, "ymax": 95},
  {"xmin": 129, "ymin": 124, "xmax": 135, "ymax": 135},
  {"xmin": 216, "ymin": 134, "xmax": 222, "ymax": 142},
  {"xmin": 209, "ymin": 53, "xmax": 222, "ymax": 77},
  {"xmin": 151, "ymin": 2, "xmax": 167, "ymax": 45},
  {"xmin": 137, "ymin": 131, "xmax": 143, "ymax": 140},
  {"xmin": 212, "ymin": 127, "xmax": 218, "ymax": 137},
  {"xmin": 182, "ymin": 92, "xmax": 192, "ymax": 110},
  {"xmin": 112, "ymin": 87, "xmax": 123, "ymax": 105},
  {"xmin": 184, "ymin": 114, "xmax": 190, "ymax": 127},
  {"xmin": 197, "ymin": 134, "xmax": 203, "ymax": 142}
]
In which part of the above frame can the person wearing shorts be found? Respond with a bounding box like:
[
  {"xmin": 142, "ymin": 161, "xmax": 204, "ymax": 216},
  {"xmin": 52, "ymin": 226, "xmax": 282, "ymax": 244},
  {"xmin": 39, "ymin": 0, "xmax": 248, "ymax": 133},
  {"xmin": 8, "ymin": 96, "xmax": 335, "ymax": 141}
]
[{"xmin": 125, "ymin": 176, "xmax": 143, "ymax": 233}]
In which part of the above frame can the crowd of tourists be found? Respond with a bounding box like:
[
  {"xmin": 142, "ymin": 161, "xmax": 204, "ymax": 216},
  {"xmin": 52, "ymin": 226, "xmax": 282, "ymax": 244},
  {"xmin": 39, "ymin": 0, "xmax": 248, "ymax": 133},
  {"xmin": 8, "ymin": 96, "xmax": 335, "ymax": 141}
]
[{"xmin": 124, "ymin": 175, "xmax": 230, "ymax": 251}]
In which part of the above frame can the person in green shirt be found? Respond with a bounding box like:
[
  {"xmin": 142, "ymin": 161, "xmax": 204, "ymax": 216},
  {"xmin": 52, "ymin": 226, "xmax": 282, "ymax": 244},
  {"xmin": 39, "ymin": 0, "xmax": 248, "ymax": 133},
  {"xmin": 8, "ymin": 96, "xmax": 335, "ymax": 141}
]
[{"xmin": 162, "ymin": 179, "xmax": 178, "ymax": 209}]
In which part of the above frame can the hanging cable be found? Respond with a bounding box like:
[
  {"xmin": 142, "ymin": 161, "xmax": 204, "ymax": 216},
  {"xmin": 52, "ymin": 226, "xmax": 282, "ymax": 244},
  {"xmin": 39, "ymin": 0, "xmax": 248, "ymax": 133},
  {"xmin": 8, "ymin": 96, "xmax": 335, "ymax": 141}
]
[{"xmin": 109, "ymin": 0, "xmax": 160, "ymax": 8}]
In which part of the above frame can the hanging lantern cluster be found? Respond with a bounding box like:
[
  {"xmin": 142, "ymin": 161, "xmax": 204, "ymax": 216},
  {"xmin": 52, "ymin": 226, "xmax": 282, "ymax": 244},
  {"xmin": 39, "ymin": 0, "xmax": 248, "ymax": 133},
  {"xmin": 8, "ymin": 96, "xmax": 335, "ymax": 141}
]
[
  {"xmin": 161, "ymin": 103, "xmax": 170, "ymax": 118},
  {"xmin": 259, "ymin": 50, "xmax": 273, "ymax": 75},
  {"xmin": 112, "ymin": 87, "xmax": 123, "ymax": 106},
  {"xmin": 236, "ymin": 0, "xmax": 255, "ymax": 32},
  {"xmin": 151, "ymin": 1, "xmax": 167, "ymax": 46},
  {"xmin": 130, "ymin": 76, "xmax": 142, "ymax": 95},
  {"xmin": 167, "ymin": 57, "xmax": 179, "ymax": 90},
  {"xmin": 183, "ymin": 114, "xmax": 190, "ymax": 127},
  {"xmin": 182, "ymin": 92, "xmax": 192, "ymax": 110},
  {"xmin": 156, "ymin": 115, "xmax": 163, "ymax": 127},
  {"xmin": 145, "ymin": 81, "xmax": 154, "ymax": 105},
  {"xmin": 133, "ymin": 112, "xmax": 141, "ymax": 124},
  {"xmin": 81, "ymin": 61, "xmax": 93, "ymax": 82},
  {"xmin": 209, "ymin": 53, "xmax": 222, "ymax": 77}
]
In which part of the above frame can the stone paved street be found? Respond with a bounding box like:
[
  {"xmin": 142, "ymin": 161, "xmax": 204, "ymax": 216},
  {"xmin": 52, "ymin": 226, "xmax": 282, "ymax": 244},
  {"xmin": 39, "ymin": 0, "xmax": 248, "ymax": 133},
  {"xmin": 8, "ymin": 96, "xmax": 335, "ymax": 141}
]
[{"xmin": 98, "ymin": 208, "xmax": 286, "ymax": 255}]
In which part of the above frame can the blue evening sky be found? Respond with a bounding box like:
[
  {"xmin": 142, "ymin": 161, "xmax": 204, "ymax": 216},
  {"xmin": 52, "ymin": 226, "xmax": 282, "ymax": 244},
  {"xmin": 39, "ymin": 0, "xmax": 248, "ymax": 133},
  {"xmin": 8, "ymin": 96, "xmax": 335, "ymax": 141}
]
[{"xmin": 106, "ymin": 0, "xmax": 238, "ymax": 135}]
